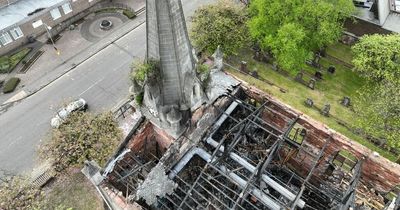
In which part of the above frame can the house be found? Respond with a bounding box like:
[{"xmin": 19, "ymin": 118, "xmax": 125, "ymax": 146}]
[
  {"xmin": 0, "ymin": 0, "xmax": 103, "ymax": 56},
  {"xmin": 353, "ymin": 0, "xmax": 400, "ymax": 33}
]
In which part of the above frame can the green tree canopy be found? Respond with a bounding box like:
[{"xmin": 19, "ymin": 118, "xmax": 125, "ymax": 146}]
[
  {"xmin": 352, "ymin": 34, "xmax": 400, "ymax": 154},
  {"xmin": 190, "ymin": 0, "xmax": 249, "ymax": 56},
  {"xmin": 41, "ymin": 112, "xmax": 122, "ymax": 172},
  {"xmin": 352, "ymin": 34, "xmax": 400, "ymax": 84},
  {"xmin": 248, "ymin": 0, "xmax": 354, "ymax": 74},
  {"xmin": 354, "ymin": 83, "xmax": 400, "ymax": 150}
]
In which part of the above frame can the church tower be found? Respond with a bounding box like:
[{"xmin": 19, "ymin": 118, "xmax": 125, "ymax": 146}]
[{"xmin": 142, "ymin": 0, "xmax": 205, "ymax": 138}]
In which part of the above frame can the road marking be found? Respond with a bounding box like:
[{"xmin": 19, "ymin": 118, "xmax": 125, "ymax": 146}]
[{"xmin": 79, "ymin": 77, "xmax": 105, "ymax": 96}]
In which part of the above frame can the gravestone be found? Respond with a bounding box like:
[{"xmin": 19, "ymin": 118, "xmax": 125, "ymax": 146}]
[
  {"xmin": 319, "ymin": 47, "xmax": 327, "ymax": 57},
  {"xmin": 314, "ymin": 71, "xmax": 323, "ymax": 80},
  {"xmin": 341, "ymin": 96, "xmax": 351, "ymax": 107},
  {"xmin": 240, "ymin": 61, "xmax": 248, "ymax": 73},
  {"xmin": 308, "ymin": 79, "xmax": 316, "ymax": 90},
  {"xmin": 321, "ymin": 104, "xmax": 330, "ymax": 116},
  {"xmin": 295, "ymin": 72, "xmax": 304, "ymax": 82},
  {"xmin": 251, "ymin": 70, "xmax": 259, "ymax": 79},
  {"xmin": 328, "ymin": 66, "xmax": 336, "ymax": 74},
  {"xmin": 254, "ymin": 51, "xmax": 262, "ymax": 62},
  {"xmin": 305, "ymin": 98, "xmax": 314, "ymax": 107},
  {"xmin": 312, "ymin": 53, "xmax": 321, "ymax": 68},
  {"xmin": 272, "ymin": 63, "xmax": 278, "ymax": 71}
]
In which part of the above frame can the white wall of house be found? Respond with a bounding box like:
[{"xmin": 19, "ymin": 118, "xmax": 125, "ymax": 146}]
[{"xmin": 378, "ymin": 0, "xmax": 391, "ymax": 25}]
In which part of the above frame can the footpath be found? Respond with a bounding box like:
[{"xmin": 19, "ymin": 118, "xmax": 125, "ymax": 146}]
[{"xmin": 0, "ymin": 0, "xmax": 145, "ymax": 111}]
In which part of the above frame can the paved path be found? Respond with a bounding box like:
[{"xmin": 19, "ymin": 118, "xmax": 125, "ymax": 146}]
[{"xmin": 0, "ymin": 0, "xmax": 215, "ymax": 175}]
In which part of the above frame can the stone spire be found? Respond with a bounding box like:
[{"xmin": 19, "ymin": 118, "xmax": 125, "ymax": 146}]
[{"xmin": 142, "ymin": 0, "xmax": 205, "ymax": 138}]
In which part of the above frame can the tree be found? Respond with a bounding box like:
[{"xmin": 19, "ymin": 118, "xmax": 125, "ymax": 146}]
[
  {"xmin": 248, "ymin": 0, "xmax": 354, "ymax": 74},
  {"xmin": 41, "ymin": 112, "xmax": 122, "ymax": 172},
  {"xmin": 190, "ymin": 0, "xmax": 249, "ymax": 56},
  {"xmin": 354, "ymin": 83, "xmax": 400, "ymax": 151},
  {"xmin": 352, "ymin": 34, "xmax": 400, "ymax": 84},
  {"xmin": 352, "ymin": 34, "xmax": 400, "ymax": 156}
]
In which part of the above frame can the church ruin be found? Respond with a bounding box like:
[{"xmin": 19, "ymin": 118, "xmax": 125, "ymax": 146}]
[{"xmin": 82, "ymin": 0, "xmax": 400, "ymax": 209}]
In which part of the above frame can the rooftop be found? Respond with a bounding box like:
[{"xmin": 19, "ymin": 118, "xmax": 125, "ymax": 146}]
[{"xmin": 0, "ymin": 0, "xmax": 65, "ymax": 30}]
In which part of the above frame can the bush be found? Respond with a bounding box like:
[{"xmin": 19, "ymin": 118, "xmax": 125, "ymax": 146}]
[
  {"xmin": 123, "ymin": 10, "xmax": 136, "ymax": 19},
  {"xmin": 0, "ymin": 56, "xmax": 11, "ymax": 73},
  {"xmin": 0, "ymin": 174, "xmax": 44, "ymax": 210},
  {"xmin": 2, "ymin": 77, "xmax": 20, "ymax": 94},
  {"xmin": 130, "ymin": 59, "xmax": 160, "ymax": 85},
  {"xmin": 40, "ymin": 112, "xmax": 122, "ymax": 172},
  {"xmin": 135, "ymin": 92, "xmax": 144, "ymax": 106}
]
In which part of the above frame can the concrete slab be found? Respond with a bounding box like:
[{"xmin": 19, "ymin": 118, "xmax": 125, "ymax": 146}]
[
  {"xmin": 383, "ymin": 12, "xmax": 400, "ymax": 33},
  {"xmin": 3, "ymin": 90, "xmax": 27, "ymax": 104}
]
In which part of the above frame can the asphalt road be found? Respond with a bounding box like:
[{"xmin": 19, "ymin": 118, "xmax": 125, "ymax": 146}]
[{"xmin": 0, "ymin": 0, "xmax": 214, "ymax": 174}]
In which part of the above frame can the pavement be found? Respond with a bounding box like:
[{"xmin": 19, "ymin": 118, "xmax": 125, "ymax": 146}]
[{"xmin": 0, "ymin": 0, "xmax": 216, "ymax": 175}]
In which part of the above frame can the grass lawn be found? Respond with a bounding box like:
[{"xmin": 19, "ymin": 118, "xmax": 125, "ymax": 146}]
[
  {"xmin": 43, "ymin": 171, "xmax": 103, "ymax": 210},
  {"xmin": 226, "ymin": 47, "xmax": 397, "ymax": 161},
  {"xmin": 0, "ymin": 48, "xmax": 31, "ymax": 74},
  {"xmin": 326, "ymin": 42, "xmax": 353, "ymax": 65}
]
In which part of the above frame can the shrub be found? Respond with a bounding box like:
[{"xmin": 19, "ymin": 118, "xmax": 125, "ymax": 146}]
[
  {"xmin": 40, "ymin": 112, "xmax": 122, "ymax": 172},
  {"xmin": 196, "ymin": 64, "xmax": 210, "ymax": 74},
  {"xmin": 130, "ymin": 59, "xmax": 160, "ymax": 85},
  {"xmin": 135, "ymin": 92, "xmax": 144, "ymax": 106},
  {"xmin": 0, "ymin": 48, "xmax": 31, "ymax": 74},
  {"xmin": 0, "ymin": 56, "xmax": 11, "ymax": 73},
  {"xmin": 0, "ymin": 174, "xmax": 44, "ymax": 210},
  {"xmin": 2, "ymin": 77, "xmax": 20, "ymax": 94},
  {"xmin": 123, "ymin": 10, "xmax": 136, "ymax": 19}
]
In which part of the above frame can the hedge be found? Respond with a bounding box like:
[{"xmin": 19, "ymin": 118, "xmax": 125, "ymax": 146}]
[
  {"xmin": 2, "ymin": 77, "xmax": 20, "ymax": 94},
  {"xmin": 123, "ymin": 10, "xmax": 136, "ymax": 19}
]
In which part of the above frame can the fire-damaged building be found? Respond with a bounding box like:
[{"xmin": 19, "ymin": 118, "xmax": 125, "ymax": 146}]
[{"xmin": 82, "ymin": 0, "xmax": 400, "ymax": 209}]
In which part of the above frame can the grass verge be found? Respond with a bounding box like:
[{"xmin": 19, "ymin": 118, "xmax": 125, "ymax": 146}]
[
  {"xmin": 227, "ymin": 48, "xmax": 397, "ymax": 161},
  {"xmin": 95, "ymin": 8, "xmax": 136, "ymax": 19},
  {"xmin": 42, "ymin": 171, "xmax": 103, "ymax": 210},
  {"xmin": 0, "ymin": 48, "xmax": 31, "ymax": 74}
]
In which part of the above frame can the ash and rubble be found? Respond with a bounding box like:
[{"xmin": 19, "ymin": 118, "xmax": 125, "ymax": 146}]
[
  {"xmin": 83, "ymin": 85, "xmax": 400, "ymax": 210},
  {"xmin": 135, "ymin": 163, "xmax": 177, "ymax": 206}
]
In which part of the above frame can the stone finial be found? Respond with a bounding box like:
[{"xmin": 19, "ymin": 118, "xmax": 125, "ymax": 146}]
[{"xmin": 211, "ymin": 46, "xmax": 224, "ymax": 72}]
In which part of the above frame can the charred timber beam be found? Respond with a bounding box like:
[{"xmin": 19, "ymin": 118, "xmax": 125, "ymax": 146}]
[
  {"xmin": 168, "ymin": 147, "xmax": 282, "ymax": 210},
  {"xmin": 256, "ymin": 138, "xmax": 283, "ymax": 183},
  {"xmin": 206, "ymin": 137, "xmax": 306, "ymax": 208},
  {"xmin": 290, "ymin": 136, "xmax": 332, "ymax": 209},
  {"xmin": 339, "ymin": 160, "xmax": 363, "ymax": 210}
]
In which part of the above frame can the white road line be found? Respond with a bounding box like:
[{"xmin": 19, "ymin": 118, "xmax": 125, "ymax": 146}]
[{"xmin": 79, "ymin": 77, "xmax": 105, "ymax": 96}]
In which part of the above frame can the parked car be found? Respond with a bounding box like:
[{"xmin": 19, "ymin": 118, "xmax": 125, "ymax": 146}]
[{"xmin": 51, "ymin": 98, "xmax": 88, "ymax": 128}]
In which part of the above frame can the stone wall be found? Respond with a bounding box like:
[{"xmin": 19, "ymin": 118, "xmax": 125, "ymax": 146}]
[{"xmin": 242, "ymin": 84, "xmax": 400, "ymax": 192}]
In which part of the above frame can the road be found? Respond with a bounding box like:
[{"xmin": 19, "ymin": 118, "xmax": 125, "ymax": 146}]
[{"xmin": 0, "ymin": 0, "xmax": 214, "ymax": 174}]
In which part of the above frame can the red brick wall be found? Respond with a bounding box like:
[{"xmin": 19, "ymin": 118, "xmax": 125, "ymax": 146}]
[{"xmin": 243, "ymin": 85, "xmax": 400, "ymax": 192}]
